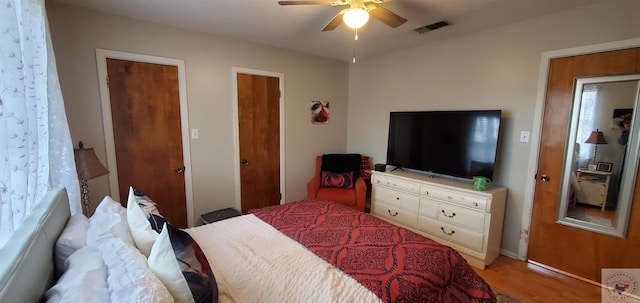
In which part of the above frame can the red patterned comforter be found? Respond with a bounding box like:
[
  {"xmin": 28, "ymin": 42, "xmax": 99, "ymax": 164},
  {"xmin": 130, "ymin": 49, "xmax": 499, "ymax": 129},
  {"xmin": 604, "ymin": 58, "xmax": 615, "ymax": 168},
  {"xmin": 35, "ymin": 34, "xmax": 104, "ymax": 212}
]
[{"xmin": 249, "ymin": 200, "xmax": 496, "ymax": 303}]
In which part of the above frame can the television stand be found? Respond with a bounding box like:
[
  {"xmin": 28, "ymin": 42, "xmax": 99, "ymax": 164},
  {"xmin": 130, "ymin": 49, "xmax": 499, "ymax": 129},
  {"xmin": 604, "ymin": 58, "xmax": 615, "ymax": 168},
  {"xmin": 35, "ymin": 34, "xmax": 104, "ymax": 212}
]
[{"xmin": 390, "ymin": 166, "xmax": 404, "ymax": 172}]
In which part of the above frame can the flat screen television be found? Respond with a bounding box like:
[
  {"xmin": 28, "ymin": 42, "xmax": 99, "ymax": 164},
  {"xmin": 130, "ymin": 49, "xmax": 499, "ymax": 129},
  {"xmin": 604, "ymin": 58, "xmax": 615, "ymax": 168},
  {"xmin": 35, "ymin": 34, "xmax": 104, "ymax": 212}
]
[{"xmin": 386, "ymin": 110, "xmax": 502, "ymax": 180}]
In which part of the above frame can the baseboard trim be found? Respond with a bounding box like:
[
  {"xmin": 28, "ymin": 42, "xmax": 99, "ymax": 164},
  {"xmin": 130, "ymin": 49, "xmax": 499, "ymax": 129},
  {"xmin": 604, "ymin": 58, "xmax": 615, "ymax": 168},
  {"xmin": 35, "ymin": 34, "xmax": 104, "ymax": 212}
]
[
  {"xmin": 527, "ymin": 260, "xmax": 640, "ymax": 301},
  {"xmin": 527, "ymin": 260, "xmax": 601, "ymax": 287},
  {"xmin": 499, "ymin": 249, "xmax": 519, "ymax": 260}
]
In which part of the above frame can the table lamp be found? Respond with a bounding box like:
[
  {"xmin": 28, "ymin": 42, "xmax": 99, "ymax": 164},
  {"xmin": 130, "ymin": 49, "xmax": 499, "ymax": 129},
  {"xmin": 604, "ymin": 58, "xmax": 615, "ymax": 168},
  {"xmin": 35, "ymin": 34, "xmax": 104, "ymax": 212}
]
[
  {"xmin": 584, "ymin": 129, "xmax": 608, "ymax": 168},
  {"xmin": 74, "ymin": 141, "xmax": 109, "ymax": 215}
]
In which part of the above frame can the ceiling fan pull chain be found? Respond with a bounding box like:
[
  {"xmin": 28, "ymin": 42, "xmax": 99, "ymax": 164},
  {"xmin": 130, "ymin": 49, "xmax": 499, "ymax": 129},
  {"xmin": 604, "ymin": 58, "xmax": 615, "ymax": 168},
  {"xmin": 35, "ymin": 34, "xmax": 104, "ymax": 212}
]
[{"xmin": 352, "ymin": 28, "xmax": 357, "ymax": 63}]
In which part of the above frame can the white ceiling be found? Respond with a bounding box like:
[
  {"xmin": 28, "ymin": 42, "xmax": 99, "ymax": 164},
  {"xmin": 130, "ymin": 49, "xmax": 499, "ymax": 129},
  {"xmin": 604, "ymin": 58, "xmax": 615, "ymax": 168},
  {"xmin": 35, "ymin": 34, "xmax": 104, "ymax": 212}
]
[{"xmin": 50, "ymin": 0, "xmax": 600, "ymax": 62}]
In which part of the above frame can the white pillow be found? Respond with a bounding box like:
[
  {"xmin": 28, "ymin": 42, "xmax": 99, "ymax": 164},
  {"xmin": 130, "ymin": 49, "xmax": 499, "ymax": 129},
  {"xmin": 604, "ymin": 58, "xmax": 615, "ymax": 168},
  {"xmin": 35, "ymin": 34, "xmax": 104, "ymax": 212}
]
[
  {"xmin": 95, "ymin": 234, "xmax": 174, "ymax": 303},
  {"xmin": 45, "ymin": 246, "xmax": 109, "ymax": 303},
  {"xmin": 54, "ymin": 213, "xmax": 89, "ymax": 276},
  {"xmin": 148, "ymin": 225, "xmax": 193, "ymax": 303},
  {"xmin": 87, "ymin": 196, "xmax": 135, "ymax": 247},
  {"xmin": 127, "ymin": 186, "xmax": 158, "ymax": 256}
]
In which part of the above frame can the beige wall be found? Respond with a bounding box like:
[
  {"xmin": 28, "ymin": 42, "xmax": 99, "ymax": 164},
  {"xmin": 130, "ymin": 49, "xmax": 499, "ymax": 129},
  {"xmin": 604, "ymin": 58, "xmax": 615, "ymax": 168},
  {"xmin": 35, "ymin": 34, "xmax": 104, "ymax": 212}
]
[
  {"xmin": 47, "ymin": 2, "xmax": 350, "ymax": 222},
  {"xmin": 49, "ymin": 0, "xmax": 640, "ymax": 256},
  {"xmin": 591, "ymin": 81, "xmax": 638, "ymax": 195},
  {"xmin": 346, "ymin": 0, "xmax": 640, "ymax": 256}
]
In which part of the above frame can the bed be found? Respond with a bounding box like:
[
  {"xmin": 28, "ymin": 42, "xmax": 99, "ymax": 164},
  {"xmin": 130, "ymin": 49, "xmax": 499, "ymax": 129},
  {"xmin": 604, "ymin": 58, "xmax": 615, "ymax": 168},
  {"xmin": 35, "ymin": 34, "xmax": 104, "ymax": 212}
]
[
  {"xmin": 0, "ymin": 187, "xmax": 70, "ymax": 302},
  {"xmin": 0, "ymin": 187, "xmax": 497, "ymax": 302}
]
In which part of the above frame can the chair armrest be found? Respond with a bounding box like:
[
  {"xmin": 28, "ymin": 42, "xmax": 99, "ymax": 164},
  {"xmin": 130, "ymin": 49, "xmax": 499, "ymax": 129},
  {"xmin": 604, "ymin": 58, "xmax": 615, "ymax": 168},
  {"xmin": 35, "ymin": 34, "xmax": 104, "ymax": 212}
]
[
  {"xmin": 307, "ymin": 176, "xmax": 321, "ymax": 199},
  {"xmin": 354, "ymin": 177, "xmax": 366, "ymax": 212}
]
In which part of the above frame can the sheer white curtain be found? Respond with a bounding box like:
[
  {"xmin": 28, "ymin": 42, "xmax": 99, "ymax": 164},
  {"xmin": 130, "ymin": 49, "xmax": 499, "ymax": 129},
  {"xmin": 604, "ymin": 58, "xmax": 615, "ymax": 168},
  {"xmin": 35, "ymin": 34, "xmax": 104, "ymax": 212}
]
[
  {"xmin": 0, "ymin": 0, "xmax": 80, "ymax": 247},
  {"xmin": 577, "ymin": 85, "xmax": 599, "ymax": 161}
]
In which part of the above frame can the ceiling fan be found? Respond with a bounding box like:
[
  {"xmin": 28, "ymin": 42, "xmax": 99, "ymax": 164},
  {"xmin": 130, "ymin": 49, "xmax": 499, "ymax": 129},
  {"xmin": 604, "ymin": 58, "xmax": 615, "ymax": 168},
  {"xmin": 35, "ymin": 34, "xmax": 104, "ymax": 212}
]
[{"xmin": 278, "ymin": 0, "xmax": 407, "ymax": 31}]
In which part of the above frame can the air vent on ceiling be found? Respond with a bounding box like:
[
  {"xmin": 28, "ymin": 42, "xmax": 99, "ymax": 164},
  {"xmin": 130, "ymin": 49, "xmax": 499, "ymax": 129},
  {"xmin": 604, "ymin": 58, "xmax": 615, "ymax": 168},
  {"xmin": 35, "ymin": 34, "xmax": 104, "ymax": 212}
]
[{"xmin": 414, "ymin": 21, "xmax": 450, "ymax": 34}]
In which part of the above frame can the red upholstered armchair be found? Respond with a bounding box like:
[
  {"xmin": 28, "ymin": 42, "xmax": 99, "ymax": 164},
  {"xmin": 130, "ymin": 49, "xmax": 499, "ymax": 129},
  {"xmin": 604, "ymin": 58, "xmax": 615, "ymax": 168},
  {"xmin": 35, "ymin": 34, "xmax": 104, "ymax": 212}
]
[{"xmin": 307, "ymin": 154, "xmax": 366, "ymax": 212}]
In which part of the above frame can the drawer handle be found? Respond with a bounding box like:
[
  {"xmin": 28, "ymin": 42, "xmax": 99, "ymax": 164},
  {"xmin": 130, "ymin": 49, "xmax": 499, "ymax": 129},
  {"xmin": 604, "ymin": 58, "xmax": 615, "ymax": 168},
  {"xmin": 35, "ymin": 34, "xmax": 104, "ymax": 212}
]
[
  {"xmin": 473, "ymin": 202, "xmax": 479, "ymax": 207},
  {"xmin": 447, "ymin": 196, "xmax": 452, "ymax": 199},
  {"xmin": 396, "ymin": 197, "xmax": 400, "ymax": 200},
  {"xmin": 440, "ymin": 227, "xmax": 455, "ymax": 236},
  {"xmin": 388, "ymin": 210, "xmax": 398, "ymax": 217},
  {"xmin": 441, "ymin": 210, "xmax": 456, "ymax": 218}
]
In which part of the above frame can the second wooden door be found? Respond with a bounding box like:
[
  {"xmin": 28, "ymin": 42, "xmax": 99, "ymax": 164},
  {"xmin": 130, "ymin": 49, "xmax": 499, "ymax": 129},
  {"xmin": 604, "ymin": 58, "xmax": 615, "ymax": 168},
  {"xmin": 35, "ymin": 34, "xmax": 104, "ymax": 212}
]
[{"xmin": 237, "ymin": 73, "xmax": 281, "ymax": 213}]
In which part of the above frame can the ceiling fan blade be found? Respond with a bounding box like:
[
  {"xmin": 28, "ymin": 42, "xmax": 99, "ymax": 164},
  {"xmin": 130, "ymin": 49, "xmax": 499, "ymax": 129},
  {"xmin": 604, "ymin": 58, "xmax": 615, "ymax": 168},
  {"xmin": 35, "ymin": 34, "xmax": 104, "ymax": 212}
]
[
  {"xmin": 368, "ymin": 5, "xmax": 407, "ymax": 28},
  {"xmin": 322, "ymin": 11, "xmax": 345, "ymax": 31},
  {"xmin": 278, "ymin": 1, "xmax": 335, "ymax": 5}
]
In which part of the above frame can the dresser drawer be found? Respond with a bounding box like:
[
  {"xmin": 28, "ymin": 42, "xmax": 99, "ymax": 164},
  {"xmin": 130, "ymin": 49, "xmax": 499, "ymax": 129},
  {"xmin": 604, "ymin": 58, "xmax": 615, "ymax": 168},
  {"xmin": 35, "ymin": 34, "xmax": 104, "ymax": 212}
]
[
  {"xmin": 420, "ymin": 186, "xmax": 488, "ymax": 211},
  {"xmin": 372, "ymin": 201, "xmax": 418, "ymax": 229},
  {"xmin": 420, "ymin": 199, "xmax": 486, "ymax": 233},
  {"xmin": 373, "ymin": 174, "xmax": 420, "ymax": 194},
  {"xmin": 417, "ymin": 217, "xmax": 484, "ymax": 253},
  {"xmin": 373, "ymin": 186, "xmax": 419, "ymax": 212}
]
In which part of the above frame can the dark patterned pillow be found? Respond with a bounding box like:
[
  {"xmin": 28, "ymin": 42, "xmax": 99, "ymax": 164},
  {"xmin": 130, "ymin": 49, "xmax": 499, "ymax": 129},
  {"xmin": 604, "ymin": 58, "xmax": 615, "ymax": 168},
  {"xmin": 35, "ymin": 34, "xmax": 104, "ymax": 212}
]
[
  {"xmin": 148, "ymin": 215, "xmax": 218, "ymax": 303},
  {"xmin": 132, "ymin": 187, "xmax": 163, "ymax": 218},
  {"xmin": 321, "ymin": 171, "xmax": 354, "ymax": 189}
]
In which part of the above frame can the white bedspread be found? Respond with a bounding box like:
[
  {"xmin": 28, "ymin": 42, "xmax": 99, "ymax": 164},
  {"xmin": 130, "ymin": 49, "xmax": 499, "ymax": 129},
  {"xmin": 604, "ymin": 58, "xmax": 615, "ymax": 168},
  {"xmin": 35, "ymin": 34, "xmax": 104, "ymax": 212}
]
[{"xmin": 187, "ymin": 214, "xmax": 381, "ymax": 303}]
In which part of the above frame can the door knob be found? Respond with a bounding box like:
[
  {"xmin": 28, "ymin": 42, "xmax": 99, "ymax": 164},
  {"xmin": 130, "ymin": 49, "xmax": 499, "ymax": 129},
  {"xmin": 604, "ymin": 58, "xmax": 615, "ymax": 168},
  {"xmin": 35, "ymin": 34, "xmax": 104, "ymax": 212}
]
[
  {"xmin": 241, "ymin": 159, "xmax": 249, "ymax": 165},
  {"xmin": 175, "ymin": 166, "xmax": 185, "ymax": 174},
  {"xmin": 540, "ymin": 175, "xmax": 549, "ymax": 182}
]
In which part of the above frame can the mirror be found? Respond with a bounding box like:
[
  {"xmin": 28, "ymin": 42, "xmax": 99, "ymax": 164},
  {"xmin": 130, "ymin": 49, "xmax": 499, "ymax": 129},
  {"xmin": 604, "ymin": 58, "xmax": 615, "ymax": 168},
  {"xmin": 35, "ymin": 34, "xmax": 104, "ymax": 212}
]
[{"xmin": 557, "ymin": 74, "xmax": 640, "ymax": 237}]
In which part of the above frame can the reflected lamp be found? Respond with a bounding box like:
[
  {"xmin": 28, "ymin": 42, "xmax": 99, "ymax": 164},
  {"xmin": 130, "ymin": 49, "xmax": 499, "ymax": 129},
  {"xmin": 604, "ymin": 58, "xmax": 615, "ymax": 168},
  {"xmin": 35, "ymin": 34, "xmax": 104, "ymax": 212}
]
[{"xmin": 584, "ymin": 129, "xmax": 608, "ymax": 167}]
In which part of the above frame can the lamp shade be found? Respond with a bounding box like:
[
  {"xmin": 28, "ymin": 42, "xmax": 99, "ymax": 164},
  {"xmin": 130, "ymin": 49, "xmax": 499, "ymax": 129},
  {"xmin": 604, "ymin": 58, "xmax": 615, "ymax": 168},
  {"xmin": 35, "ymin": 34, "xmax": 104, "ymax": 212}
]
[
  {"xmin": 584, "ymin": 129, "xmax": 608, "ymax": 145},
  {"xmin": 74, "ymin": 141, "xmax": 109, "ymax": 180},
  {"xmin": 343, "ymin": 7, "xmax": 369, "ymax": 29}
]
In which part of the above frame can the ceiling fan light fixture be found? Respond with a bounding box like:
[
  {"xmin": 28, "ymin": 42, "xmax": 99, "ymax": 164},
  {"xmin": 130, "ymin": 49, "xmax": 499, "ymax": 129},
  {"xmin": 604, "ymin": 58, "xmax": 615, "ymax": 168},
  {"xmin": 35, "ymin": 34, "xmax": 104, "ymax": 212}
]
[{"xmin": 343, "ymin": 7, "xmax": 369, "ymax": 29}]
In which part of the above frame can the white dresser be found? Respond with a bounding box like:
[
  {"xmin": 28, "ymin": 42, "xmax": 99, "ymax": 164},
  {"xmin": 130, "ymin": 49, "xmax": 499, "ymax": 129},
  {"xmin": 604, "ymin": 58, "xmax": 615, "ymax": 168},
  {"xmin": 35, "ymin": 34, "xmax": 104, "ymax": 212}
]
[{"xmin": 371, "ymin": 170, "xmax": 507, "ymax": 269}]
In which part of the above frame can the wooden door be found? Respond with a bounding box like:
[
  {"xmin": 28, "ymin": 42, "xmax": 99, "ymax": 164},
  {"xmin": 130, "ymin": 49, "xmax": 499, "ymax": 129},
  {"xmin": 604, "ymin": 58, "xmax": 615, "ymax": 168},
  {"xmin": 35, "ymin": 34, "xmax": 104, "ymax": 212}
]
[
  {"xmin": 107, "ymin": 59, "xmax": 188, "ymax": 227},
  {"xmin": 237, "ymin": 73, "xmax": 281, "ymax": 213},
  {"xmin": 528, "ymin": 48, "xmax": 640, "ymax": 282}
]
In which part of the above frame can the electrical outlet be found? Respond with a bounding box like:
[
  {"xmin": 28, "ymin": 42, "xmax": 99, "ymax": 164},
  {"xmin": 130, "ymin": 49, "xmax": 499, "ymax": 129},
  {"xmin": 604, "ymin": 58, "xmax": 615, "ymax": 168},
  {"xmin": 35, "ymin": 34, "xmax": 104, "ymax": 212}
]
[
  {"xmin": 191, "ymin": 129, "xmax": 199, "ymax": 139},
  {"xmin": 520, "ymin": 131, "xmax": 530, "ymax": 143}
]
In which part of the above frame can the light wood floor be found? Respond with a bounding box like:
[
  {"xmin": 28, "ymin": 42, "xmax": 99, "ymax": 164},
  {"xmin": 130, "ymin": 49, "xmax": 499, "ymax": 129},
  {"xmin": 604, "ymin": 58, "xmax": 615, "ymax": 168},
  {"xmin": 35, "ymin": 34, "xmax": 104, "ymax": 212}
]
[
  {"xmin": 473, "ymin": 255, "xmax": 602, "ymax": 303},
  {"xmin": 568, "ymin": 202, "xmax": 616, "ymax": 226}
]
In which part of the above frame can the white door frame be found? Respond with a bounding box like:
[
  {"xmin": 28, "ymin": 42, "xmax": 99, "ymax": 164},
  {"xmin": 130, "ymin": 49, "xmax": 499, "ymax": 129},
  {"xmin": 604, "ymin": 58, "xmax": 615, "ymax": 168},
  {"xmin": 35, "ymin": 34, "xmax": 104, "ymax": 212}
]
[
  {"xmin": 231, "ymin": 67, "xmax": 286, "ymax": 211},
  {"xmin": 95, "ymin": 49, "xmax": 195, "ymax": 226},
  {"xmin": 519, "ymin": 37, "xmax": 640, "ymax": 260}
]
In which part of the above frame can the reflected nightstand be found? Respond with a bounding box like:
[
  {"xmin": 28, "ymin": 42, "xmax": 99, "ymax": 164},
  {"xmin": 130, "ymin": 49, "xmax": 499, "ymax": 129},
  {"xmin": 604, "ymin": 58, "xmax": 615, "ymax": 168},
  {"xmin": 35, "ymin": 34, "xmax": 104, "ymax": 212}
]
[{"xmin": 575, "ymin": 168, "xmax": 611, "ymax": 211}]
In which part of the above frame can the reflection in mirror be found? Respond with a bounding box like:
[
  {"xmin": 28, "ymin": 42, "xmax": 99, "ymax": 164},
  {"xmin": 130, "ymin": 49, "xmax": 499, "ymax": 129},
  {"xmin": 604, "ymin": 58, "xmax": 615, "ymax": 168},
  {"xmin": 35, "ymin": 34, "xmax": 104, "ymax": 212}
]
[{"xmin": 557, "ymin": 74, "xmax": 640, "ymax": 237}]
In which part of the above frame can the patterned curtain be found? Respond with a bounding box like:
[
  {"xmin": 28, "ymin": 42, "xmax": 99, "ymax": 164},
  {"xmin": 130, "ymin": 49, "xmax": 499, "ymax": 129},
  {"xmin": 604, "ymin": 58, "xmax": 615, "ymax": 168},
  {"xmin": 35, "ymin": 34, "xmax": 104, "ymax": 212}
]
[{"xmin": 0, "ymin": 0, "xmax": 80, "ymax": 247}]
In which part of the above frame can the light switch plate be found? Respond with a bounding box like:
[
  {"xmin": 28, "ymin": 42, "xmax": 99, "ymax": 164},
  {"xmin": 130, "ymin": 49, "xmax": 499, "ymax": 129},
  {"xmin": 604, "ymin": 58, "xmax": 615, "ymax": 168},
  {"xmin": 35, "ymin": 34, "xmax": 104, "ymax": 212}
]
[{"xmin": 191, "ymin": 129, "xmax": 199, "ymax": 139}]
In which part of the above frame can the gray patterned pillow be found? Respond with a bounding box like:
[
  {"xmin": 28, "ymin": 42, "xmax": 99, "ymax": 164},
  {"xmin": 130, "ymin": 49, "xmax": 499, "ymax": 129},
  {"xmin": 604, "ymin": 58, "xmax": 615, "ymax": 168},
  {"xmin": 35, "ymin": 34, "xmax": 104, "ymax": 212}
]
[{"xmin": 132, "ymin": 187, "xmax": 162, "ymax": 218}]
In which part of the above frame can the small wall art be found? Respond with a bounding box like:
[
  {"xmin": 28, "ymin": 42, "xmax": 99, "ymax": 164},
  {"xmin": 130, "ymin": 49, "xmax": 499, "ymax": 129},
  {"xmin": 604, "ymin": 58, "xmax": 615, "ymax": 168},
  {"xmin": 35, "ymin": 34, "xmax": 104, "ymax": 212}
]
[
  {"xmin": 611, "ymin": 108, "xmax": 633, "ymax": 130},
  {"xmin": 311, "ymin": 101, "xmax": 329, "ymax": 124}
]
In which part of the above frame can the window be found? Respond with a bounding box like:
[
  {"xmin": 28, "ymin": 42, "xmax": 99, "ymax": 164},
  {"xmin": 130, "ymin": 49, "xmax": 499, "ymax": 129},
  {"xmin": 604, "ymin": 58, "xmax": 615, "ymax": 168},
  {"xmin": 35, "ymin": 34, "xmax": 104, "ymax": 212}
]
[{"xmin": 577, "ymin": 85, "xmax": 598, "ymax": 161}]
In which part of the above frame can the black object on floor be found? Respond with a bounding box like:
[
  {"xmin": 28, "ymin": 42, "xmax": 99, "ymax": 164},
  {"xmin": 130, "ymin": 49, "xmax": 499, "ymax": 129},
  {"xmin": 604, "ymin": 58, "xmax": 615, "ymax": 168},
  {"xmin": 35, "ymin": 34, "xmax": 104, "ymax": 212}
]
[{"xmin": 198, "ymin": 208, "xmax": 241, "ymax": 225}]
